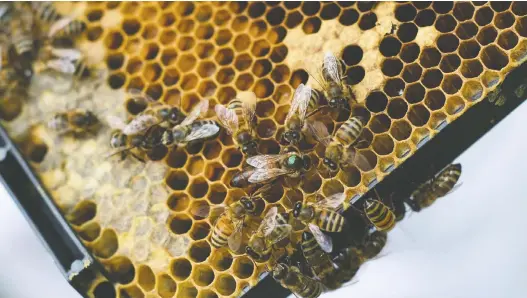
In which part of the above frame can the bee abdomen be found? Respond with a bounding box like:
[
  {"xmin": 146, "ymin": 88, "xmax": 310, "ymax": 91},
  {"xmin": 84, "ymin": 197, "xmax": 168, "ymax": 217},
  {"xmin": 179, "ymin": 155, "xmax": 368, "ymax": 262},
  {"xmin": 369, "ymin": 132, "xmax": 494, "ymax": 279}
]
[
  {"xmin": 335, "ymin": 117, "xmax": 363, "ymax": 147},
  {"xmin": 316, "ymin": 210, "xmax": 345, "ymax": 232},
  {"xmin": 31, "ymin": 2, "xmax": 62, "ymax": 22},
  {"xmin": 365, "ymin": 200, "xmax": 395, "ymax": 232},
  {"xmin": 211, "ymin": 218, "xmax": 233, "ymax": 248},
  {"xmin": 53, "ymin": 20, "xmax": 87, "ymax": 38}
]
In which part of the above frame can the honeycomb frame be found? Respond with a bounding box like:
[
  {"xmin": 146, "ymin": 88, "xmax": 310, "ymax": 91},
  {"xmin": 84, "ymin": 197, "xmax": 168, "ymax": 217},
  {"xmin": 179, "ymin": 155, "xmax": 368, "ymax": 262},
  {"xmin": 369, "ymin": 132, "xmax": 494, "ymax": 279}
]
[{"xmin": 2, "ymin": 2, "xmax": 527, "ymax": 298}]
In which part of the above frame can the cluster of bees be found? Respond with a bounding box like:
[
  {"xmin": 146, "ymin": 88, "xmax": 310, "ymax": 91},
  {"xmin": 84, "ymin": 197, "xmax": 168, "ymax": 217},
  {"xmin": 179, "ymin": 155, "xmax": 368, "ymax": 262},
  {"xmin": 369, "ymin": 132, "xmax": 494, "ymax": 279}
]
[{"xmin": 0, "ymin": 4, "xmax": 464, "ymax": 297}]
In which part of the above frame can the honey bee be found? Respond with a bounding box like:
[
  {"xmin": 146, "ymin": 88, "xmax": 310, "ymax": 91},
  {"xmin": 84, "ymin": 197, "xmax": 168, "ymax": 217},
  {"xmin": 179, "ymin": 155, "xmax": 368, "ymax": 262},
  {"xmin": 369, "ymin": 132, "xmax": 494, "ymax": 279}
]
[
  {"xmin": 320, "ymin": 51, "xmax": 356, "ymax": 111},
  {"xmin": 36, "ymin": 45, "xmax": 90, "ymax": 79},
  {"xmin": 127, "ymin": 89, "xmax": 185, "ymax": 128},
  {"xmin": 312, "ymin": 117, "xmax": 367, "ymax": 172},
  {"xmin": 292, "ymin": 192, "xmax": 347, "ymax": 233},
  {"xmin": 362, "ymin": 198, "xmax": 396, "ymax": 232},
  {"xmin": 301, "ymin": 230, "xmax": 338, "ymax": 288},
  {"xmin": 9, "ymin": 3, "xmax": 35, "ymax": 79},
  {"xmin": 331, "ymin": 246, "xmax": 363, "ymax": 286},
  {"xmin": 357, "ymin": 231, "xmax": 387, "ymax": 260},
  {"xmin": 406, "ymin": 163, "xmax": 462, "ymax": 212},
  {"xmin": 48, "ymin": 17, "xmax": 86, "ymax": 39},
  {"xmin": 193, "ymin": 185, "xmax": 269, "ymax": 252},
  {"xmin": 215, "ymin": 91, "xmax": 258, "ymax": 156},
  {"xmin": 107, "ymin": 114, "xmax": 166, "ymax": 162},
  {"xmin": 271, "ymin": 263, "xmax": 324, "ymax": 298},
  {"xmin": 241, "ymin": 152, "xmax": 312, "ymax": 186},
  {"xmin": 283, "ymin": 83, "xmax": 321, "ymax": 145},
  {"xmin": 47, "ymin": 110, "xmax": 99, "ymax": 135},
  {"xmin": 161, "ymin": 99, "xmax": 220, "ymax": 147},
  {"xmin": 246, "ymin": 206, "xmax": 292, "ymax": 262},
  {"xmin": 230, "ymin": 167, "xmax": 257, "ymax": 188},
  {"xmin": 31, "ymin": 2, "xmax": 62, "ymax": 22}
]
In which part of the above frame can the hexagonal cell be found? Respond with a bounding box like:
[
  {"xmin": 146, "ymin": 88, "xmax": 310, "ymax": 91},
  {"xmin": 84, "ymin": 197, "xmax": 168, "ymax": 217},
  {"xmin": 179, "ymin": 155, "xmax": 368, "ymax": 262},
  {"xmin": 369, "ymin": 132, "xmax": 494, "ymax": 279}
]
[
  {"xmin": 166, "ymin": 170, "xmax": 189, "ymax": 191},
  {"xmin": 354, "ymin": 149, "xmax": 377, "ymax": 172},
  {"xmin": 302, "ymin": 2, "xmax": 320, "ymax": 15},
  {"xmin": 231, "ymin": 15, "xmax": 249, "ymax": 32},
  {"xmin": 497, "ymin": 30, "xmax": 519, "ymax": 50},
  {"xmin": 127, "ymin": 76, "xmax": 145, "ymax": 91},
  {"xmin": 189, "ymin": 240, "xmax": 211, "ymax": 263},
  {"xmin": 137, "ymin": 265, "xmax": 155, "ymax": 292},
  {"xmin": 395, "ymin": 23, "xmax": 416, "ymax": 44},
  {"xmin": 248, "ymin": 2, "xmax": 266, "ymax": 18},
  {"xmin": 442, "ymin": 74, "xmax": 463, "ymax": 95},
  {"xmin": 395, "ymin": 3, "xmax": 417, "ymax": 22},
  {"xmin": 379, "ymin": 36, "xmax": 402, "ymax": 57},
  {"xmin": 320, "ymin": 2, "xmax": 341, "ymax": 20},
  {"xmin": 395, "ymin": 142, "xmax": 412, "ymax": 159},
  {"xmin": 167, "ymin": 192, "xmax": 190, "ymax": 213},
  {"xmin": 105, "ymin": 30, "xmax": 124, "ymax": 50},
  {"xmin": 234, "ymin": 73, "xmax": 254, "ymax": 91},
  {"xmin": 365, "ymin": 92, "xmax": 388, "ymax": 113},
  {"xmin": 177, "ymin": 53, "xmax": 198, "ymax": 72},
  {"xmin": 512, "ymin": 2, "xmax": 527, "ymax": 16},
  {"xmin": 460, "ymin": 59, "xmax": 484, "ymax": 79},
  {"xmin": 93, "ymin": 281, "xmax": 116, "ymax": 298},
  {"xmin": 381, "ymin": 58, "xmax": 403, "ymax": 77},
  {"xmin": 67, "ymin": 200, "xmax": 96, "ymax": 226},
  {"xmin": 341, "ymin": 45, "xmax": 363, "ymax": 67},
  {"xmin": 160, "ymin": 48, "xmax": 178, "ymax": 67},
  {"xmin": 339, "ymin": 8, "xmax": 359, "ymax": 26},
  {"xmin": 86, "ymin": 25, "xmax": 103, "ymax": 41},
  {"xmin": 301, "ymin": 173, "xmax": 322, "ymax": 194},
  {"xmin": 452, "ymin": 2, "xmax": 474, "ymax": 21},
  {"xmin": 458, "ymin": 40, "xmax": 480, "ymax": 60},
  {"xmin": 402, "ymin": 63, "xmax": 422, "ymax": 83},
  {"xmin": 390, "ymin": 119, "xmax": 413, "ymax": 141},
  {"xmin": 387, "ymin": 98, "xmax": 408, "ymax": 119},
  {"xmin": 445, "ymin": 95, "xmax": 466, "ymax": 115},
  {"xmin": 437, "ymin": 33, "xmax": 459, "ymax": 53},
  {"xmin": 384, "ymin": 78, "xmax": 405, "ymax": 97},
  {"xmin": 192, "ymin": 264, "xmax": 215, "ymax": 287},
  {"xmin": 203, "ymin": 161, "xmax": 225, "ymax": 182},
  {"xmin": 424, "ymin": 89, "xmax": 447, "ymax": 111},
  {"xmin": 217, "ymin": 86, "xmax": 237, "ymax": 104},
  {"xmin": 78, "ymin": 222, "xmax": 101, "ymax": 242},
  {"xmin": 180, "ymin": 74, "xmax": 198, "ymax": 91},
  {"xmin": 189, "ymin": 177, "xmax": 209, "ymax": 199},
  {"xmin": 190, "ymin": 221, "xmax": 211, "ymax": 241},
  {"xmin": 435, "ymin": 14, "xmax": 457, "ymax": 33},
  {"xmin": 411, "ymin": 127, "xmax": 432, "ymax": 149},
  {"xmin": 456, "ymin": 21, "xmax": 478, "ymax": 40},
  {"xmin": 284, "ymin": 11, "xmax": 303, "ymax": 29},
  {"xmin": 358, "ymin": 12, "xmax": 376, "ymax": 30},
  {"xmin": 258, "ymin": 139, "xmax": 281, "ymax": 155},
  {"xmin": 419, "ymin": 47, "xmax": 441, "ymax": 68},
  {"xmin": 303, "ymin": 16, "xmax": 322, "ymax": 34},
  {"xmin": 213, "ymin": 47, "xmax": 234, "ymax": 66},
  {"xmin": 481, "ymin": 45, "xmax": 509, "ymax": 71},
  {"xmin": 372, "ymin": 134, "xmax": 395, "ymax": 156},
  {"xmin": 92, "ymin": 229, "xmax": 118, "ymax": 259},
  {"xmin": 266, "ymin": 6, "xmax": 286, "ymax": 26},
  {"xmin": 221, "ymin": 147, "xmax": 243, "ymax": 168},
  {"xmin": 269, "ymin": 64, "xmax": 290, "ymax": 84},
  {"xmin": 208, "ymin": 183, "xmax": 227, "ymax": 205},
  {"xmin": 422, "ymin": 69, "xmax": 443, "ymax": 89},
  {"xmin": 106, "ymin": 53, "xmax": 124, "ymax": 71},
  {"xmin": 474, "ymin": 6, "xmax": 493, "ymax": 27},
  {"xmin": 186, "ymin": 156, "xmax": 204, "ymax": 176},
  {"xmin": 157, "ymin": 274, "xmax": 177, "ymax": 298},
  {"xmin": 430, "ymin": 111, "xmax": 448, "ymax": 131},
  {"xmin": 122, "ymin": 18, "xmax": 141, "ymax": 36},
  {"xmin": 142, "ymin": 23, "xmax": 159, "ymax": 40},
  {"xmin": 461, "ymin": 80, "xmax": 484, "ymax": 102},
  {"xmin": 169, "ymin": 214, "xmax": 193, "ymax": 235},
  {"xmin": 119, "ymin": 285, "xmax": 143, "ymax": 298},
  {"xmin": 176, "ymin": 282, "xmax": 198, "ymax": 298},
  {"xmin": 410, "ymin": 9, "xmax": 432, "ymax": 27},
  {"xmin": 369, "ymin": 114, "xmax": 391, "ymax": 134},
  {"xmin": 490, "ymin": 1, "xmax": 512, "ymax": 12},
  {"xmin": 439, "ymin": 54, "xmax": 461, "ymax": 73},
  {"xmin": 159, "ymin": 12, "xmax": 176, "ymax": 27},
  {"xmin": 405, "ymin": 82, "xmax": 426, "ymax": 104},
  {"xmin": 408, "ymin": 104, "xmax": 430, "ymax": 127},
  {"xmin": 215, "ymin": 67, "xmax": 235, "ymax": 84},
  {"xmin": 268, "ymin": 26, "xmax": 287, "ymax": 44},
  {"xmin": 210, "ymin": 248, "xmax": 233, "ymax": 271},
  {"xmin": 215, "ymin": 274, "xmax": 237, "ymax": 297}
]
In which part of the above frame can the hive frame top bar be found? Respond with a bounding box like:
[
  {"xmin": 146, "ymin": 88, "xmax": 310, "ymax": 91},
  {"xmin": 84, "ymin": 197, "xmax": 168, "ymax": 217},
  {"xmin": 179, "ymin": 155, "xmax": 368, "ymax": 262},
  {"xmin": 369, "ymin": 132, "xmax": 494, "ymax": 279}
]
[{"xmin": 0, "ymin": 125, "xmax": 105, "ymax": 297}]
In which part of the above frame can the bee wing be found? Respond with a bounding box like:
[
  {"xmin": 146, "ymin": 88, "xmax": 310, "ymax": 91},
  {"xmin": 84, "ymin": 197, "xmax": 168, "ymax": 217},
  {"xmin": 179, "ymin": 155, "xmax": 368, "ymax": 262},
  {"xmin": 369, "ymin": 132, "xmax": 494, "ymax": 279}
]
[
  {"xmin": 314, "ymin": 192, "xmax": 347, "ymax": 210},
  {"xmin": 50, "ymin": 48, "xmax": 82, "ymax": 61},
  {"xmin": 46, "ymin": 59, "xmax": 76, "ymax": 74},
  {"xmin": 285, "ymin": 83, "xmax": 305, "ymax": 124},
  {"xmin": 323, "ymin": 51, "xmax": 341, "ymax": 83},
  {"xmin": 306, "ymin": 120, "xmax": 331, "ymax": 147},
  {"xmin": 228, "ymin": 220, "xmax": 244, "ymax": 252},
  {"xmin": 239, "ymin": 91, "xmax": 257, "ymax": 126},
  {"xmin": 248, "ymin": 168, "xmax": 289, "ymax": 184},
  {"xmin": 346, "ymin": 148, "xmax": 373, "ymax": 171},
  {"xmin": 309, "ymin": 223, "xmax": 333, "ymax": 253},
  {"xmin": 183, "ymin": 123, "xmax": 219, "ymax": 142},
  {"xmin": 181, "ymin": 99, "xmax": 209, "ymax": 126},
  {"xmin": 246, "ymin": 154, "xmax": 284, "ymax": 168},
  {"xmin": 48, "ymin": 17, "xmax": 73, "ymax": 37},
  {"xmin": 214, "ymin": 104, "xmax": 238, "ymax": 135},
  {"xmin": 122, "ymin": 114, "xmax": 158, "ymax": 135},
  {"xmin": 252, "ymin": 183, "xmax": 273, "ymax": 197},
  {"xmin": 106, "ymin": 115, "xmax": 127, "ymax": 130},
  {"xmin": 268, "ymin": 224, "xmax": 292, "ymax": 244},
  {"xmin": 259, "ymin": 206, "xmax": 278, "ymax": 236},
  {"xmin": 191, "ymin": 204, "xmax": 226, "ymax": 219}
]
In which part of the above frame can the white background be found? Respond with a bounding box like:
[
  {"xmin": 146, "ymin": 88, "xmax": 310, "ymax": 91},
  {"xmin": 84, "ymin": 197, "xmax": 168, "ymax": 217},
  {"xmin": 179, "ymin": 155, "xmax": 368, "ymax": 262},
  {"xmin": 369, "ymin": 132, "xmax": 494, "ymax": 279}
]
[{"xmin": 1, "ymin": 102, "xmax": 526, "ymax": 298}]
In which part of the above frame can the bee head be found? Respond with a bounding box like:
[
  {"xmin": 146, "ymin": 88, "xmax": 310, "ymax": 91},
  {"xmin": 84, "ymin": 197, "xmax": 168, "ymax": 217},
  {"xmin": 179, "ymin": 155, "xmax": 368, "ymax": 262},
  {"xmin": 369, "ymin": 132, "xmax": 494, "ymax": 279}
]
[
  {"xmin": 292, "ymin": 201, "xmax": 302, "ymax": 218},
  {"xmin": 240, "ymin": 197, "xmax": 254, "ymax": 211},
  {"xmin": 285, "ymin": 154, "xmax": 304, "ymax": 171},
  {"xmin": 110, "ymin": 131, "xmax": 126, "ymax": 148},
  {"xmin": 241, "ymin": 140, "xmax": 258, "ymax": 156},
  {"xmin": 272, "ymin": 263, "xmax": 288, "ymax": 280},
  {"xmin": 169, "ymin": 107, "xmax": 183, "ymax": 124},
  {"xmin": 323, "ymin": 157, "xmax": 339, "ymax": 172},
  {"xmin": 283, "ymin": 130, "xmax": 301, "ymax": 145}
]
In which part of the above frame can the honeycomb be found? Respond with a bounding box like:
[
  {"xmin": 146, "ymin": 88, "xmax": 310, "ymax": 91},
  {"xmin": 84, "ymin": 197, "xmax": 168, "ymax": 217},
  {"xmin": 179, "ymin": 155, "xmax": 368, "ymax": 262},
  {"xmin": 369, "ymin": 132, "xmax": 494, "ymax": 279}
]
[{"xmin": 2, "ymin": 1, "xmax": 527, "ymax": 297}]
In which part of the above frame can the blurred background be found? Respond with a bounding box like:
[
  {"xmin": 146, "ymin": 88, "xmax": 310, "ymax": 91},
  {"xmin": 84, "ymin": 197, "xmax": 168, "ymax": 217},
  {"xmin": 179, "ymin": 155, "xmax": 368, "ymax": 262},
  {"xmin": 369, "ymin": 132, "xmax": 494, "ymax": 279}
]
[{"xmin": 1, "ymin": 101, "xmax": 526, "ymax": 298}]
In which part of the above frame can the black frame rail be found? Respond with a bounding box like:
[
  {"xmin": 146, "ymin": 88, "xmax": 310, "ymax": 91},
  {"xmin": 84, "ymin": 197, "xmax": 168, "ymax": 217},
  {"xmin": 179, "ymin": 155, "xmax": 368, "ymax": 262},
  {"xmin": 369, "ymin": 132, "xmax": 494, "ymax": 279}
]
[{"xmin": 0, "ymin": 126, "xmax": 109, "ymax": 297}]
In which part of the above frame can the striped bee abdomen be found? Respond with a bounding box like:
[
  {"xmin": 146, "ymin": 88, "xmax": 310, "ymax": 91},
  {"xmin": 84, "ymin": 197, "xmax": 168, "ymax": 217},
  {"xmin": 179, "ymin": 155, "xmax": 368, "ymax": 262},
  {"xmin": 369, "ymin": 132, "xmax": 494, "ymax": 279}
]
[
  {"xmin": 315, "ymin": 209, "xmax": 345, "ymax": 232},
  {"xmin": 434, "ymin": 163, "xmax": 462, "ymax": 197},
  {"xmin": 210, "ymin": 216, "xmax": 233, "ymax": 248},
  {"xmin": 335, "ymin": 116, "xmax": 364, "ymax": 147},
  {"xmin": 301, "ymin": 232, "xmax": 336, "ymax": 285},
  {"xmin": 364, "ymin": 199, "xmax": 395, "ymax": 232}
]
